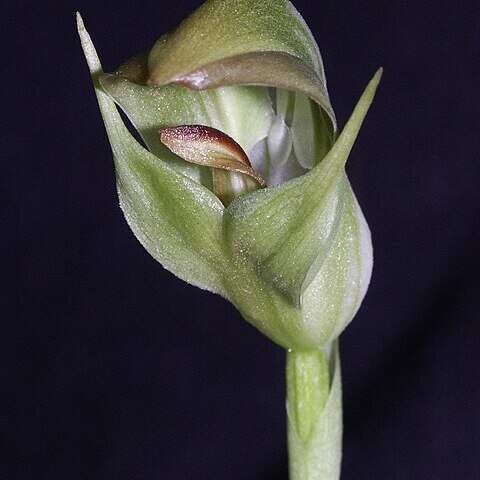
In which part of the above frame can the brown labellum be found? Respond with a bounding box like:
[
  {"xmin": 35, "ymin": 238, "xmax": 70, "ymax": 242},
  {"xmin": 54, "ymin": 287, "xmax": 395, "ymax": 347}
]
[{"xmin": 160, "ymin": 125, "xmax": 266, "ymax": 206}]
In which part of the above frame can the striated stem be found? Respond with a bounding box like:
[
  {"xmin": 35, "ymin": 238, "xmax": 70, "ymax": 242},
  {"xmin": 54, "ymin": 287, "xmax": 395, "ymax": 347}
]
[{"xmin": 286, "ymin": 342, "xmax": 342, "ymax": 480}]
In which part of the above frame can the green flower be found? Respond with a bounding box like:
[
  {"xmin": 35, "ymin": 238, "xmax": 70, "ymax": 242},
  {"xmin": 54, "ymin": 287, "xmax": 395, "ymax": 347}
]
[
  {"xmin": 78, "ymin": 2, "xmax": 382, "ymax": 477},
  {"xmin": 77, "ymin": 0, "xmax": 380, "ymax": 352}
]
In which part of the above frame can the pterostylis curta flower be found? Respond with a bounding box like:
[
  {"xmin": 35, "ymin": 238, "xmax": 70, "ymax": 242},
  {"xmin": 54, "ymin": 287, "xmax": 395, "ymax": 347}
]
[{"xmin": 78, "ymin": 1, "xmax": 381, "ymax": 478}]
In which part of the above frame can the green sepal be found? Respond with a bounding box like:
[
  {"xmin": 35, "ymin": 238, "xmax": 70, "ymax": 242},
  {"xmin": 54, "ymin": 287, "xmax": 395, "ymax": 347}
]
[
  {"xmin": 222, "ymin": 70, "xmax": 381, "ymax": 348},
  {"xmin": 77, "ymin": 14, "xmax": 228, "ymax": 296}
]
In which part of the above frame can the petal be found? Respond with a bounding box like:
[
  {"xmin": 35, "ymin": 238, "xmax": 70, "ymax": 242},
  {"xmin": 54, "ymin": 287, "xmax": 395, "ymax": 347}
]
[
  {"xmin": 291, "ymin": 92, "xmax": 333, "ymax": 169},
  {"xmin": 267, "ymin": 116, "xmax": 293, "ymax": 168},
  {"xmin": 77, "ymin": 14, "xmax": 228, "ymax": 296}
]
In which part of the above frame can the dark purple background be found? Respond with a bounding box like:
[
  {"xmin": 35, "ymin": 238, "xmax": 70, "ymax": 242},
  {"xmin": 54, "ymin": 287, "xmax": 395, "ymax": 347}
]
[{"xmin": 2, "ymin": 0, "xmax": 479, "ymax": 479}]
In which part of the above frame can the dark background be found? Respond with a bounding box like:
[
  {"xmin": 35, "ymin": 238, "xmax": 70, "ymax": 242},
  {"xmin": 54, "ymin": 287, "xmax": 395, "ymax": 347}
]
[{"xmin": 2, "ymin": 0, "xmax": 479, "ymax": 479}]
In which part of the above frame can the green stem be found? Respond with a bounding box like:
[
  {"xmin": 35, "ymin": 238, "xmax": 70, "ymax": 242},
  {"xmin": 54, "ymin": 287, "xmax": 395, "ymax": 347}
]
[{"xmin": 286, "ymin": 342, "xmax": 343, "ymax": 480}]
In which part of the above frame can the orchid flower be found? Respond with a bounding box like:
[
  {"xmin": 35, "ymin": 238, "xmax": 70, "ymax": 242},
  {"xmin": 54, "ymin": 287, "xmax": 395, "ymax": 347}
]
[{"xmin": 78, "ymin": 1, "xmax": 381, "ymax": 478}]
